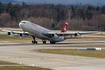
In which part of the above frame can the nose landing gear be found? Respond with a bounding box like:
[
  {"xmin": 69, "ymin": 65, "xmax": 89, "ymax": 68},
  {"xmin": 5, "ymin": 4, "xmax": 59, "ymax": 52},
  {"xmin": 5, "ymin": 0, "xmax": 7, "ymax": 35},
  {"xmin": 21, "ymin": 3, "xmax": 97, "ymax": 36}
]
[{"xmin": 32, "ymin": 35, "xmax": 38, "ymax": 44}]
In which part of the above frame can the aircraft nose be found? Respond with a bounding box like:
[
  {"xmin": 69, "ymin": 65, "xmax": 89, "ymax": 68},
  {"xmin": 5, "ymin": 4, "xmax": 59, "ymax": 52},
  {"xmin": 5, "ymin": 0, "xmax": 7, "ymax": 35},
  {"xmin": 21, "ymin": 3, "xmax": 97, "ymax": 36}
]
[{"xmin": 19, "ymin": 22, "xmax": 23, "ymax": 28}]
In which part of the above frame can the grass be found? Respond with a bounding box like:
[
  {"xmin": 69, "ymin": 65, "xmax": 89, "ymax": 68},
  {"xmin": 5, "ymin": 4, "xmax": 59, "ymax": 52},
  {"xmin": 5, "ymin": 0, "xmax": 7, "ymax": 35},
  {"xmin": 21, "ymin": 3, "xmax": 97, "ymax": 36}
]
[
  {"xmin": 0, "ymin": 34, "xmax": 42, "ymax": 43},
  {"xmin": 41, "ymin": 49, "xmax": 105, "ymax": 58},
  {"xmin": 0, "ymin": 61, "xmax": 17, "ymax": 65},
  {"xmin": 66, "ymin": 37, "xmax": 105, "ymax": 41},
  {"xmin": 55, "ymin": 45, "xmax": 105, "ymax": 47},
  {"xmin": 0, "ymin": 30, "xmax": 22, "ymax": 32},
  {"xmin": 0, "ymin": 66, "xmax": 52, "ymax": 70},
  {"xmin": 0, "ymin": 35, "xmax": 31, "ymax": 43},
  {"xmin": 0, "ymin": 34, "xmax": 31, "ymax": 40},
  {"xmin": 0, "ymin": 61, "xmax": 52, "ymax": 70},
  {"xmin": 0, "ymin": 34, "xmax": 105, "ymax": 43}
]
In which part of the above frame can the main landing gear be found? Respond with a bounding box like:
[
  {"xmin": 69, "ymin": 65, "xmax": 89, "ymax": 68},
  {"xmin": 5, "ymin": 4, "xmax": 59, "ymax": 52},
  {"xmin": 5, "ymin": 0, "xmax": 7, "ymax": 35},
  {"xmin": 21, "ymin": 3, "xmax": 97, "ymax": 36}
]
[
  {"xmin": 32, "ymin": 36, "xmax": 37, "ymax": 44},
  {"xmin": 32, "ymin": 36, "xmax": 56, "ymax": 44},
  {"xmin": 43, "ymin": 40, "xmax": 46, "ymax": 44},
  {"xmin": 50, "ymin": 41, "xmax": 56, "ymax": 44},
  {"xmin": 32, "ymin": 36, "xmax": 46, "ymax": 44}
]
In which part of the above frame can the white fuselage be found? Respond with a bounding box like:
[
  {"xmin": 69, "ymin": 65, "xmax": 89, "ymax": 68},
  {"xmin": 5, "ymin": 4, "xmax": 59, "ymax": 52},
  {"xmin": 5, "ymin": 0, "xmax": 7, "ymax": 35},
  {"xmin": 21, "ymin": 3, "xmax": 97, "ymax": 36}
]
[{"xmin": 19, "ymin": 21, "xmax": 65, "ymax": 42}]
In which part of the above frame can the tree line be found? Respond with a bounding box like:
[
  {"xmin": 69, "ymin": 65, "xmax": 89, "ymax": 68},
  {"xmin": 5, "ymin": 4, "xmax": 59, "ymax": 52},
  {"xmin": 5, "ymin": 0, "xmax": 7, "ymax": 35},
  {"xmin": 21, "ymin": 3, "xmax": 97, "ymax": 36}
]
[{"xmin": 0, "ymin": 2, "xmax": 105, "ymax": 30}]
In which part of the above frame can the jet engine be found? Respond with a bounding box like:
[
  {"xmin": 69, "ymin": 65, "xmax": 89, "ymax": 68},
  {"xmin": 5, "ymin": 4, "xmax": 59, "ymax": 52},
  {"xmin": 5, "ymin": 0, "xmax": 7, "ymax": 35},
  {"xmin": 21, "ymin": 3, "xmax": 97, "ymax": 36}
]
[
  {"xmin": 51, "ymin": 36, "xmax": 65, "ymax": 42},
  {"xmin": 74, "ymin": 33, "xmax": 81, "ymax": 37},
  {"xmin": 19, "ymin": 33, "xmax": 26, "ymax": 38},
  {"xmin": 51, "ymin": 34, "xmax": 58, "ymax": 38},
  {"xmin": 7, "ymin": 31, "xmax": 14, "ymax": 37}
]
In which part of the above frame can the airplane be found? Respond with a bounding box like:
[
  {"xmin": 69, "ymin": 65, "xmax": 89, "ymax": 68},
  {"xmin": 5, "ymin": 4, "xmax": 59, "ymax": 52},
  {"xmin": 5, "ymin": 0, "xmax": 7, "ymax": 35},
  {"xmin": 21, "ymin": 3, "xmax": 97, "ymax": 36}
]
[{"xmin": 2, "ymin": 20, "xmax": 100, "ymax": 44}]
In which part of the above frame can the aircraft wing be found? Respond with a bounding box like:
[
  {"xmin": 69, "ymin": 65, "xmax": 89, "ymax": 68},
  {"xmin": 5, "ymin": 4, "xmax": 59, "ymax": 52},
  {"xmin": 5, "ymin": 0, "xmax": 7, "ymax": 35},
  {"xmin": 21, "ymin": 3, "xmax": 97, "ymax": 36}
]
[
  {"xmin": 56, "ymin": 31, "xmax": 98, "ymax": 36},
  {"xmin": 2, "ymin": 28, "xmax": 30, "ymax": 35},
  {"xmin": 42, "ymin": 31, "xmax": 99, "ymax": 37}
]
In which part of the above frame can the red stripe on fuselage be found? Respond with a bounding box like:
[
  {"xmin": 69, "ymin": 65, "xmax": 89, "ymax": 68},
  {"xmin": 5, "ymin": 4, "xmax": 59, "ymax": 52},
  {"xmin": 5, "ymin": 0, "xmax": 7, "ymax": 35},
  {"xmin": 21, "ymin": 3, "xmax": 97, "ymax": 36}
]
[{"xmin": 31, "ymin": 23, "xmax": 37, "ymax": 27}]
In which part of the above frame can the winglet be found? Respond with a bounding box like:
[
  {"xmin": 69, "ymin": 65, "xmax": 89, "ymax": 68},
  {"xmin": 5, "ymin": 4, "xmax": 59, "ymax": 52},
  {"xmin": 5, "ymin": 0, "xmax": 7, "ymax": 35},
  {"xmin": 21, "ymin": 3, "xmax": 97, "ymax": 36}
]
[
  {"xmin": 61, "ymin": 22, "xmax": 68, "ymax": 32},
  {"xmin": 1, "ymin": 28, "xmax": 9, "ymax": 32},
  {"xmin": 2, "ymin": 28, "xmax": 3, "ymax": 31}
]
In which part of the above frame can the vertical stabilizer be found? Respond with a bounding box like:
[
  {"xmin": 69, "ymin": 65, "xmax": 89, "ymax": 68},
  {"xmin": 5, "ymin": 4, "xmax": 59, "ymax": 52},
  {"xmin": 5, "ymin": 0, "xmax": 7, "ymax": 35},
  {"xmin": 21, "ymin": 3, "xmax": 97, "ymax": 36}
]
[{"xmin": 61, "ymin": 22, "xmax": 68, "ymax": 32}]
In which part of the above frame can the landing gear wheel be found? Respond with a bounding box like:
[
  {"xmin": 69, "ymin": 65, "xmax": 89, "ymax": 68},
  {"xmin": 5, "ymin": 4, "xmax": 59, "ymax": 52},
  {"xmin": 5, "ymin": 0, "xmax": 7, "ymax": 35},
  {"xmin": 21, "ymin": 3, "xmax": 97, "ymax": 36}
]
[
  {"xmin": 32, "ymin": 36, "xmax": 38, "ymax": 44},
  {"xmin": 53, "ymin": 41, "xmax": 56, "ymax": 44},
  {"xmin": 32, "ymin": 41, "xmax": 38, "ymax": 44},
  {"xmin": 35, "ymin": 41, "xmax": 37, "ymax": 44},
  {"xmin": 43, "ymin": 41, "xmax": 46, "ymax": 44},
  {"xmin": 32, "ymin": 41, "xmax": 34, "ymax": 44},
  {"xmin": 50, "ymin": 41, "xmax": 56, "ymax": 44}
]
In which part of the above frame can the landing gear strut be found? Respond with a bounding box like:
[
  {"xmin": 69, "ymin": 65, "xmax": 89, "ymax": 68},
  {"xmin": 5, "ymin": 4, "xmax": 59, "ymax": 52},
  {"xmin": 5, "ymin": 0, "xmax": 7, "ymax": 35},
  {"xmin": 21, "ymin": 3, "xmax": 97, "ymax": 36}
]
[{"xmin": 32, "ymin": 36, "xmax": 37, "ymax": 44}]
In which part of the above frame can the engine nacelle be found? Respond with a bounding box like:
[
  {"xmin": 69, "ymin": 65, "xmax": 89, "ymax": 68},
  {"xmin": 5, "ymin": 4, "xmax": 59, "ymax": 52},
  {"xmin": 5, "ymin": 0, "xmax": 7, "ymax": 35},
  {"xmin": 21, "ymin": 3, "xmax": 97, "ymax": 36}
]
[
  {"xmin": 19, "ymin": 33, "xmax": 26, "ymax": 38},
  {"xmin": 52, "ymin": 36, "xmax": 65, "ymax": 42},
  {"xmin": 51, "ymin": 34, "xmax": 58, "ymax": 38},
  {"xmin": 7, "ymin": 31, "xmax": 14, "ymax": 37},
  {"xmin": 74, "ymin": 33, "xmax": 81, "ymax": 37}
]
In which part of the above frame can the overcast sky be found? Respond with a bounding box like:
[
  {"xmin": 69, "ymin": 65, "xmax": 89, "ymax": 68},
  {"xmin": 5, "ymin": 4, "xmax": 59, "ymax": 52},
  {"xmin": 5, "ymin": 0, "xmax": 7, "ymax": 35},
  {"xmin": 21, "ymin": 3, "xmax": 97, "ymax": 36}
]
[{"xmin": 16, "ymin": 0, "xmax": 105, "ymax": 5}]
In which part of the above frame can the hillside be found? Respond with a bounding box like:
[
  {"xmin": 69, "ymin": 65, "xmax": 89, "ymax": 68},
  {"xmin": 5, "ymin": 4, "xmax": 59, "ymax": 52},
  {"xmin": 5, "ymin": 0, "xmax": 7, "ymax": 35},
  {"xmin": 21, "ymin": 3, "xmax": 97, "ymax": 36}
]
[{"xmin": 0, "ymin": 2, "xmax": 105, "ymax": 30}]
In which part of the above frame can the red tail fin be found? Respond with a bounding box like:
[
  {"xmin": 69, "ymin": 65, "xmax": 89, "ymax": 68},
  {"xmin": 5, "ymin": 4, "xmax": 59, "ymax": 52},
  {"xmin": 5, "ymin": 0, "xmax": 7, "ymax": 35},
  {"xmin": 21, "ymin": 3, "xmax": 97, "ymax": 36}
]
[
  {"xmin": 100, "ymin": 29, "xmax": 103, "ymax": 32},
  {"xmin": 61, "ymin": 22, "xmax": 68, "ymax": 32}
]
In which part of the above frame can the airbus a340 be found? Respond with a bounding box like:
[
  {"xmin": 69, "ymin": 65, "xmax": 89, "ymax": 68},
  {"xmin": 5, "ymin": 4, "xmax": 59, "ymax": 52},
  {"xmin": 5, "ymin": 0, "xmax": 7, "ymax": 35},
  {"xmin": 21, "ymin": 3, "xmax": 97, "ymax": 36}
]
[{"xmin": 2, "ymin": 20, "xmax": 99, "ymax": 44}]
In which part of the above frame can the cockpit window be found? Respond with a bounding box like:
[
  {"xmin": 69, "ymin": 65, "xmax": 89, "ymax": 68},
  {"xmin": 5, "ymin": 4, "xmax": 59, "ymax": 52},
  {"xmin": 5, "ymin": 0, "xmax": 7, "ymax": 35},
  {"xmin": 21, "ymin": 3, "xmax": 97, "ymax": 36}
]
[{"xmin": 21, "ymin": 22, "xmax": 25, "ymax": 23}]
